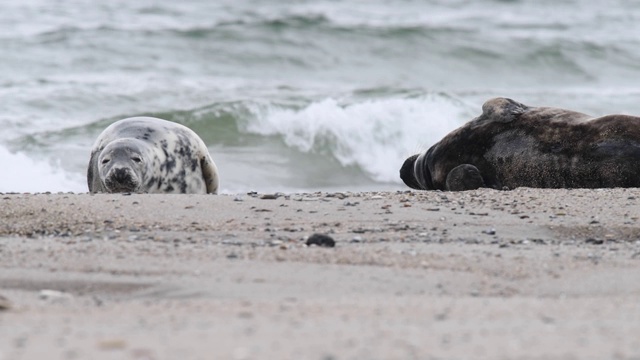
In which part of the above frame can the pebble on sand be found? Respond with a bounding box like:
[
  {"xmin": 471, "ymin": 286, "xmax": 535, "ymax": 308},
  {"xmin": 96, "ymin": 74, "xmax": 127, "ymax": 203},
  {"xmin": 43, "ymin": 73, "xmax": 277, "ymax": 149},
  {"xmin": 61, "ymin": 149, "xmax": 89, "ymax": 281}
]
[
  {"xmin": 0, "ymin": 294, "xmax": 12, "ymax": 311},
  {"xmin": 306, "ymin": 233, "xmax": 336, "ymax": 248}
]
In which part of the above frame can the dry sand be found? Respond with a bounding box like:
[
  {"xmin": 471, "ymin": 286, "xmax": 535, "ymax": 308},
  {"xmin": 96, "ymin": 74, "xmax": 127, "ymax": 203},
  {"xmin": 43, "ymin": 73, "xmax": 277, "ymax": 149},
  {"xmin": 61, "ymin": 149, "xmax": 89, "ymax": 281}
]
[{"xmin": 1, "ymin": 188, "xmax": 640, "ymax": 359}]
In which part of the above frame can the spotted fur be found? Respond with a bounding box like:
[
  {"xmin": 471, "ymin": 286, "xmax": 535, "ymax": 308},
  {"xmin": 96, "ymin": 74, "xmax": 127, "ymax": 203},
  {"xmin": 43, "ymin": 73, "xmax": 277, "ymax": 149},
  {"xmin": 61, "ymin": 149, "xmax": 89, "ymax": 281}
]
[{"xmin": 87, "ymin": 117, "xmax": 219, "ymax": 194}]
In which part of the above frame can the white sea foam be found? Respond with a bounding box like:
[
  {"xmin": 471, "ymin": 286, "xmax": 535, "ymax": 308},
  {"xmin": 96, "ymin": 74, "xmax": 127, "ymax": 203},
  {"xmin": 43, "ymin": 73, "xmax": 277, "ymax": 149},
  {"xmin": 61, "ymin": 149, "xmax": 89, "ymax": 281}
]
[
  {"xmin": 244, "ymin": 94, "xmax": 472, "ymax": 183},
  {"xmin": 0, "ymin": 146, "xmax": 85, "ymax": 193}
]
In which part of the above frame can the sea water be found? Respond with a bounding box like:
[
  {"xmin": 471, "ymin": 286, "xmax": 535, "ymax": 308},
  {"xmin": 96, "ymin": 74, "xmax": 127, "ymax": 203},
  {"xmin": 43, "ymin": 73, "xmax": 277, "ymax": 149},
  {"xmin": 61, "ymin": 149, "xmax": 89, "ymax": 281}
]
[{"xmin": 2, "ymin": 0, "xmax": 640, "ymax": 193}]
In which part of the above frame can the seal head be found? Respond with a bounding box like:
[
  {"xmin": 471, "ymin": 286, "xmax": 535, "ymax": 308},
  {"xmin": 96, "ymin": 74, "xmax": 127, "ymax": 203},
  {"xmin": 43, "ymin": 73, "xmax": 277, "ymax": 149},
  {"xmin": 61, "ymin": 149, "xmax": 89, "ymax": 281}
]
[
  {"xmin": 399, "ymin": 154, "xmax": 421, "ymax": 190},
  {"xmin": 98, "ymin": 139, "xmax": 148, "ymax": 193}
]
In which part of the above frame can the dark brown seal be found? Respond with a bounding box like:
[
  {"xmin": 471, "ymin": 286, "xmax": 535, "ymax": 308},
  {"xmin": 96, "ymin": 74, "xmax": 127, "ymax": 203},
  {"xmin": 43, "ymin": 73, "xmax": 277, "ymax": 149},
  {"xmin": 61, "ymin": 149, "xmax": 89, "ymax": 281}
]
[{"xmin": 400, "ymin": 97, "xmax": 640, "ymax": 191}]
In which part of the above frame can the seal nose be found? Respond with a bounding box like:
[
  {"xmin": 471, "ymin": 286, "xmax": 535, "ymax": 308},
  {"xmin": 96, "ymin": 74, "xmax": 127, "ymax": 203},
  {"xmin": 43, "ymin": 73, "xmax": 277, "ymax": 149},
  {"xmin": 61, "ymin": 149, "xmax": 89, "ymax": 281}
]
[
  {"xmin": 105, "ymin": 167, "xmax": 137, "ymax": 192},
  {"xmin": 112, "ymin": 168, "xmax": 130, "ymax": 182}
]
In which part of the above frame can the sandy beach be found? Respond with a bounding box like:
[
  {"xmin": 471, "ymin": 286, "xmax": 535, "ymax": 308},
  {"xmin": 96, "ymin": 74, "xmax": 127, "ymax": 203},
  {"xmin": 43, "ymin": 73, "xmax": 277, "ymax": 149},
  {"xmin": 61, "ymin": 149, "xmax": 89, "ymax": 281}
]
[{"xmin": 1, "ymin": 188, "xmax": 640, "ymax": 359}]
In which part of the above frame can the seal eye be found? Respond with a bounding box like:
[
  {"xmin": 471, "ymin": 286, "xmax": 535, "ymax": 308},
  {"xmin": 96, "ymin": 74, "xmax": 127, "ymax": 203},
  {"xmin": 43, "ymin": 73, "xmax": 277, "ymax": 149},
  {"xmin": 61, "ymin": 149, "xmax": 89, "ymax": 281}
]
[
  {"xmin": 132, "ymin": 157, "xmax": 142, "ymax": 163},
  {"xmin": 101, "ymin": 159, "xmax": 110, "ymax": 164}
]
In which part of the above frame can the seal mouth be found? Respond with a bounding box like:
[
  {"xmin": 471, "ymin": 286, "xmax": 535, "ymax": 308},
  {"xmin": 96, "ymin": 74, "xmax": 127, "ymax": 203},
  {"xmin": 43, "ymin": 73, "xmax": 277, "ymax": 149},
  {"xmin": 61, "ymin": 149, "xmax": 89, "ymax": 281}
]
[
  {"xmin": 104, "ymin": 168, "xmax": 140, "ymax": 193},
  {"xmin": 399, "ymin": 154, "xmax": 423, "ymax": 190}
]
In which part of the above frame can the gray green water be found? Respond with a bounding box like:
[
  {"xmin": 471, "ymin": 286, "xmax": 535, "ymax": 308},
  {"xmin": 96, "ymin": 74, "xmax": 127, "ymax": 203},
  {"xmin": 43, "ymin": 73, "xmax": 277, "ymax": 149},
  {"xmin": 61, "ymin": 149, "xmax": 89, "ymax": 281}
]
[{"xmin": 2, "ymin": 0, "xmax": 640, "ymax": 193}]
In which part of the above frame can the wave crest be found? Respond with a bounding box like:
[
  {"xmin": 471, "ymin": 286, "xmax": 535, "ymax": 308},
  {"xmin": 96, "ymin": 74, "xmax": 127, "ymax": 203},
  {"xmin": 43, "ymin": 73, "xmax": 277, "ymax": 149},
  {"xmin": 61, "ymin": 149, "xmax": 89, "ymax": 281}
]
[
  {"xmin": 0, "ymin": 146, "xmax": 85, "ymax": 193},
  {"xmin": 241, "ymin": 94, "xmax": 471, "ymax": 183}
]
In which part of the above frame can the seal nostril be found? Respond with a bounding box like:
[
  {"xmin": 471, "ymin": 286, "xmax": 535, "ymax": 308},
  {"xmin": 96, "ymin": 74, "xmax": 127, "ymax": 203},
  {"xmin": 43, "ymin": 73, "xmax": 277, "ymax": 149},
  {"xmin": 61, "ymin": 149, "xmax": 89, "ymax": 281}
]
[{"xmin": 113, "ymin": 168, "xmax": 130, "ymax": 181}]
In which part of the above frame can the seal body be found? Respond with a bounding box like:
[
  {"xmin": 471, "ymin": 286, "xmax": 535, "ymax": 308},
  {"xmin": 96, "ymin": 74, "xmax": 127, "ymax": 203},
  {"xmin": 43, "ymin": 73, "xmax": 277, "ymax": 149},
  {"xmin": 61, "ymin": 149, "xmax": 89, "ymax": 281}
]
[
  {"xmin": 400, "ymin": 97, "xmax": 640, "ymax": 191},
  {"xmin": 88, "ymin": 117, "xmax": 219, "ymax": 194}
]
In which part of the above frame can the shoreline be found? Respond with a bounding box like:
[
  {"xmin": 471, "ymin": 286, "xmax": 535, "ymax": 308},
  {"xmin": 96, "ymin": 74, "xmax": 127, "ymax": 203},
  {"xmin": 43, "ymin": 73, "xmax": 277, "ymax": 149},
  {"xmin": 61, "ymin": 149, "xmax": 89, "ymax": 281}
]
[{"xmin": 2, "ymin": 189, "xmax": 640, "ymax": 359}]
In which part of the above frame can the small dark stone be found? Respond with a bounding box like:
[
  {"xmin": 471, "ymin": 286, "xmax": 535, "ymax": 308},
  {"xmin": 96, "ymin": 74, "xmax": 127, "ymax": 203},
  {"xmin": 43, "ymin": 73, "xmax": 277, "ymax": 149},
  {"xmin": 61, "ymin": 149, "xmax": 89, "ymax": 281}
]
[
  {"xmin": 585, "ymin": 238, "xmax": 604, "ymax": 245},
  {"xmin": 0, "ymin": 294, "xmax": 12, "ymax": 311},
  {"xmin": 306, "ymin": 233, "xmax": 336, "ymax": 248},
  {"xmin": 260, "ymin": 194, "xmax": 281, "ymax": 200}
]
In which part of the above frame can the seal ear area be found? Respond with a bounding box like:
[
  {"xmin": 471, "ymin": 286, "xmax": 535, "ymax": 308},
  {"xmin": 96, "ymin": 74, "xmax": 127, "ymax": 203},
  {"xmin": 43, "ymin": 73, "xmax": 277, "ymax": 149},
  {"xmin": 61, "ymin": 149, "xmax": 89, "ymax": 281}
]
[
  {"xmin": 480, "ymin": 97, "xmax": 529, "ymax": 123},
  {"xmin": 399, "ymin": 154, "xmax": 423, "ymax": 190},
  {"xmin": 445, "ymin": 164, "xmax": 485, "ymax": 191}
]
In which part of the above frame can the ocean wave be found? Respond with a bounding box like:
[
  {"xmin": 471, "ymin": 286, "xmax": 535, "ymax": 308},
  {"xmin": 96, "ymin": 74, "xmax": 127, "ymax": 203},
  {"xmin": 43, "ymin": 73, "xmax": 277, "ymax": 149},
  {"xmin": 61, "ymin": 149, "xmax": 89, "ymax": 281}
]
[
  {"xmin": 4, "ymin": 0, "xmax": 640, "ymax": 42},
  {"xmin": 237, "ymin": 93, "xmax": 472, "ymax": 183},
  {"xmin": 0, "ymin": 2, "xmax": 515, "ymax": 40},
  {"xmin": 0, "ymin": 145, "xmax": 85, "ymax": 193}
]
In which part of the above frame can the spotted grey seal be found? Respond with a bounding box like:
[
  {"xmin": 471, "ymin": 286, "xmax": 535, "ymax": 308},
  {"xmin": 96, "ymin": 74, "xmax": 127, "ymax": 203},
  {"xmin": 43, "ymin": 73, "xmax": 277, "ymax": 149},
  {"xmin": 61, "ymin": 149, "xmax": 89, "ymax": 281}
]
[
  {"xmin": 88, "ymin": 117, "xmax": 219, "ymax": 194},
  {"xmin": 400, "ymin": 97, "xmax": 640, "ymax": 191}
]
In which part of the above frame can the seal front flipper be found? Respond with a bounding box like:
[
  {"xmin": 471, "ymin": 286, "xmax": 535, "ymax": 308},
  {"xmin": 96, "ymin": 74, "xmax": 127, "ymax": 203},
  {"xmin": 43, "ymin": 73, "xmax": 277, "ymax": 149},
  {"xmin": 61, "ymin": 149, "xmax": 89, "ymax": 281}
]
[
  {"xmin": 200, "ymin": 154, "xmax": 219, "ymax": 194},
  {"xmin": 445, "ymin": 164, "xmax": 485, "ymax": 191},
  {"xmin": 480, "ymin": 97, "xmax": 529, "ymax": 123}
]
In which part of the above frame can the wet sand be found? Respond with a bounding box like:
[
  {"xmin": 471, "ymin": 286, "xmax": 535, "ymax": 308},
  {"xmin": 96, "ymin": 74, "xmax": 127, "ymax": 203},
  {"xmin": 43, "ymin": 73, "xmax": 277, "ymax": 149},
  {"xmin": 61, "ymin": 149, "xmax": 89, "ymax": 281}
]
[{"xmin": 1, "ymin": 189, "xmax": 640, "ymax": 359}]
